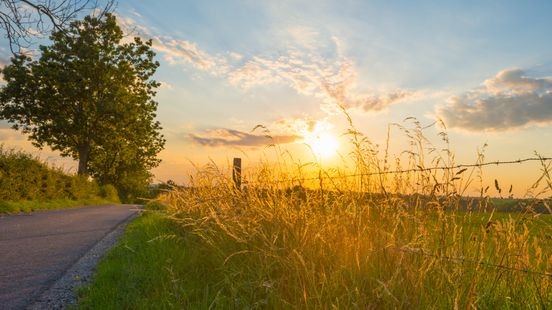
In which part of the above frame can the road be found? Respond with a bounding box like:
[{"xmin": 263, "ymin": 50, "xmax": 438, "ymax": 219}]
[{"xmin": 0, "ymin": 204, "xmax": 139, "ymax": 310}]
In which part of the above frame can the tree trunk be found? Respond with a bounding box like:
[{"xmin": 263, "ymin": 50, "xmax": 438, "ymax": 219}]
[{"xmin": 77, "ymin": 145, "xmax": 90, "ymax": 176}]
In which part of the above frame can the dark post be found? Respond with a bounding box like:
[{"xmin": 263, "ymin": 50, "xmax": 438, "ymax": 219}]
[{"xmin": 233, "ymin": 157, "xmax": 242, "ymax": 190}]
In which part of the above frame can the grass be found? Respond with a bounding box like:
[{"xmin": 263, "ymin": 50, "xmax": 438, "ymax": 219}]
[
  {"xmin": 77, "ymin": 202, "xmax": 552, "ymax": 308},
  {"xmin": 0, "ymin": 197, "xmax": 117, "ymax": 214},
  {"xmin": 77, "ymin": 116, "xmax": 552, "ymax": 308},
  {"xmin": 77, "ymin": 211, "xmax": 217, "ymax": 309}
]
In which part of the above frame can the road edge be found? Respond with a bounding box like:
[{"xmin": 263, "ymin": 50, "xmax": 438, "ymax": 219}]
[{"xmin": 28, "ymin": 205, "xmax": 142, "ymax": 310}]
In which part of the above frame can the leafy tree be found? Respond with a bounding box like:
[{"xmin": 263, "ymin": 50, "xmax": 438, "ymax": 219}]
[
  {"xmin": 0, "ymin": 13, "xmax": 165, "ymax": 199},
  {"xmin": 89, "ymin": 137, "xmax": 158, "ymax": 201}
]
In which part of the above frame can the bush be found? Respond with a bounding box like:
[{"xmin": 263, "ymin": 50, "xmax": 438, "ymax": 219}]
[
  {"xmin": 99, "ymin": 184, "xmax": 120, "ymax": 203},
  {"xmin": 0, "ymin": 146, "xmax": 102, "ymax": 202}
]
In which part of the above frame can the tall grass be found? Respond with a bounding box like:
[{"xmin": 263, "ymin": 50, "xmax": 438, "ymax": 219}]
[{"xmin": 157, "ymin": 117, "xmax": 552, "ymax": 308}]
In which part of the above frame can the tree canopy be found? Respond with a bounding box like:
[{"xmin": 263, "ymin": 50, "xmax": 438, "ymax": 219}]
[{"xmin": 0, "ymin": 13, "xmax": 165, "ymax": 200}]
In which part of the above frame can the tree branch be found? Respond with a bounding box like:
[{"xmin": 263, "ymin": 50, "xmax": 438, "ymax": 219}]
[{"xmin": 0, "ymin": 0, "xmax": 115, "ymax": 54}]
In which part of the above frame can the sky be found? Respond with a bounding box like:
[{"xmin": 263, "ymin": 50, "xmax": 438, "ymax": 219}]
[{"xmin": 1, "ymin": 0, "xmax": 552, "ymax": 195}]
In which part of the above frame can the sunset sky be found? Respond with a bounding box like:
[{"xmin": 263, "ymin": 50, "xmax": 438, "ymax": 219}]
[{"xmin": 1, "ymin": 0, "xmax": 552, "ymax": 193}]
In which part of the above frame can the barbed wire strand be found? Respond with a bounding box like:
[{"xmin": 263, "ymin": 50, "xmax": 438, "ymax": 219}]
[
  {"xmin": 245, "ymin": 157, "xmax": 552, "ymax": 185},
  {"xmin": 165, "ymin": 156, "xmax": 552, "ymax": 278}
]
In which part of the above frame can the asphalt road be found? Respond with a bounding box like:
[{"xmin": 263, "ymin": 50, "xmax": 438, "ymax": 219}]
[{"xmin": 0, "ymin": 204, "xmax": 139, "ymax": 310}]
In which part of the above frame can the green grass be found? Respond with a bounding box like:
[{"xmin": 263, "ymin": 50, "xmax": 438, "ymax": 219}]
[
  {"xmin": 78, "ymin": 209, "xmax": 321, "ymax": 309},
  {"xmin": 77, "ymin": 211, "xmax": 222, "ymax": 309},
  {"xmin": 0, "ymin": 197, "xmax": 117, "ymax": 214},
  {"xmin": 76, "ymin": 205, "xmax": 552, "ymax": 309}
]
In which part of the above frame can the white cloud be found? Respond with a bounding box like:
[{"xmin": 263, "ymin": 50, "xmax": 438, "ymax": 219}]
[
  {"xmin": 151, "ymin": 38, "xmax": 229, "ymax": 74},
  {"xmin": 274, "ymin": 117, "xmax": 335, "ymax": 138},
  {"xmin": 158, "ymin": 81, "xmax": 173, "ymax": 90},
  {"xmin": 285, "ymin": 25, "xmax": 321, "ymax": 49},
  {"xmin": 0, "ymin": 56, "xmax": 8, "ymax": 83},
  {"xmin": 117, "ymin": 15, "xmax": 229, "ymax": 75},
  {"xmin": 116, "ymin": 14, "xmax": 153, "ymax": 40},
  {"xmin": 484, "ymin": 68, "xmax": 552, "ymax": 95},
  {"xmin": 228, "ymin": 52, "xmax": 243, "ymax": 61},
  {"xmin": 129, "ymin": 8, "xmax": 142, "ymax": 18},
  {"xmin": 117, "ymin": 14, "xmax": 412, "ymax": 113},
  {"xmin": 437, "ymin": 69, "xmax": 552, "ymax": 131},
  {"xmin": 227, "ymin": 51, "xmax": 411, "ymax": 113}
]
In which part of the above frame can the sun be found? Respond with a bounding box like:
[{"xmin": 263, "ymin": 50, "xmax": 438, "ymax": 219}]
[{"xmin": 305, "ymin": 132, "xmax": 339, "ymax": 159}]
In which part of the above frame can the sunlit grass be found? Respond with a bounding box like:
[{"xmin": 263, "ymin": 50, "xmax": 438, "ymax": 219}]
[
  {"xmin": 154, "ymin": 189, "xmax": 551, "ymax": 308},
  {"xmin": 79, "ymin": 115, "xmax": 552, "ymax": 308}
]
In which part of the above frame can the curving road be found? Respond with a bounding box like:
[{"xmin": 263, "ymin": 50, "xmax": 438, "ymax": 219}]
[{"xmin": 0, "ymin": 204, "xmax": 140, "ymax": 310}]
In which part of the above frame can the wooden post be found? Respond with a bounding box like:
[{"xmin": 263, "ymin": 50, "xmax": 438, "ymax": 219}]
[{"xmin": 233, "ymin": 157, "xmax": 242, "ymax": 191}]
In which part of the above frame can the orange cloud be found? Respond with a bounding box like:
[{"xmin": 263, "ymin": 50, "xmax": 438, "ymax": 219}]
[{"xmin": 189, "ymin": 128, "xmax": 300, "ymax": 147}]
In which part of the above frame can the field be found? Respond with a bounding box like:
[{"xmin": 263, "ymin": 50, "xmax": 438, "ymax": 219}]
[
  {"xmin": 78, "ymin": 120, "xmax": 552, "ymax": 308},
  {"xmin": 77, "ymin": 195, "xmax": 552, "ymax": 308}
]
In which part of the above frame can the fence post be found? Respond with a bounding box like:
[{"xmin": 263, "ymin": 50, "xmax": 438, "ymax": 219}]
[{"xmin": 233, "ymin": 157, "xmax": 242, "ymax": 191}]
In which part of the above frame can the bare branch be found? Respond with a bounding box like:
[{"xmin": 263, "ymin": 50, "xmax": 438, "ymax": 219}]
[{"xmin": 0, "ymin": 0, "xmax": 115, "ymax": 54}]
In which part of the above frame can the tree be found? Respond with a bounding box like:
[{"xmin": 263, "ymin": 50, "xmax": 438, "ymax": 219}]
[
  {"xmin": 0, "ymin": 0, "xmax": 114, "ymax": 53},
  {"xmin": 88, "ymin": 132, "xmax": 161, "ymax": 201},
  {"xmin": 0, "ymin": 13, "xmax": 165, "ymax": 195}
]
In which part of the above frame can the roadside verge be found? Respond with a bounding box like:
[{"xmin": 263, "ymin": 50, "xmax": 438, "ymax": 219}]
[{"xmin": 28, "ymin": 206, "xmax": 142, "ymax": 309}]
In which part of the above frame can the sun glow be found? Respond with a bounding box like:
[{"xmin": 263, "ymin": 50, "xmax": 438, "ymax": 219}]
[{"xmin": 305, "ymin": 132, "xmax": 339, "ymax": 159}]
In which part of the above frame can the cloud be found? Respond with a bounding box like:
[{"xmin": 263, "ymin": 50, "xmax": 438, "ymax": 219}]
[
  {"xmin": 116, "ymin": 14, "xmax": 155, "ymax": 42},
  {"xmin": 319, "ymin": 61, "xmax": 412, "ymax": 112},
  {"xmin": 129, "ymin": 8, "xmax": 142, "ymax": 18},
  {"xmin": 152, "ymin": 38, "xmax": 229, "ymax": 74},
  {"xmin": 188, "ymin": 117, "xmax": 334, "ymax": 150},
  {"xmin": 117, "ymin": 15, "xmax": 229, "ymax": 74},
  {"xmin": 437, "ymin": 69, "xmax": 552, "ymax": 131},
  {"xmin": 0, "ymin": 52, "xmax": 10, "ymax": 83},
  {"xmin": 273, "ymin": 116, "xmax": 335, "ymax": 137},
  {"xmin": 227, "ymin": 48, "xmax": 412, "ymax": 113},
  {"xmin": 189, "ymin": 128, "xmax": 300, "ymax": 147},
  {"xmin": 484, "ymin": 69, "xmax": 552, "ymax": 95},
  {"xmin": 285, "ymin": 25, "xmax": 321, "ymax": 49},
  {"xmin": 117, "ymin": 14, "xmax": 412, "ymax": 113},
  {"xmin": 158, "ymin": 81, "xmax": 173, "ymax": 90}
]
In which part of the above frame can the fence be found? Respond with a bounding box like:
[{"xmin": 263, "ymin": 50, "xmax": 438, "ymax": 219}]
[
  {"xmin": 232, "ymin": 156, "xmax": 552, "ymax": 188},
  {"xmin": 227, "ymin": 156, "xmax": 552, "ymax": 279}
]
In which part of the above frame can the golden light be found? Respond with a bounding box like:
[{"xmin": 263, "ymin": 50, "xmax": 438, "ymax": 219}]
[{"xmin": 304, "ymin": 132, "xmax": 339, "ymax": 159}]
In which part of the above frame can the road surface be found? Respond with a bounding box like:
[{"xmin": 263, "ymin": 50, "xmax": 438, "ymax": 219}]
[{"xmin": 0, "ymin": 204, "xmax": 139, "ymax": 310}]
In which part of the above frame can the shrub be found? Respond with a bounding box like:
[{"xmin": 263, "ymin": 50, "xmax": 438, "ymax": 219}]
[
  {"xmin": 0, "ymin": 146, "xmax": 101, "ymax": 202},
  {"xmin": 99, "ymin": 184, "xmax": 120, "ymax": 203}
]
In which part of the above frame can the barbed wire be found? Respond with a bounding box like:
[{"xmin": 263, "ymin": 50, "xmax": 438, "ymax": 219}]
[
  {"xmin": 162, "ymin": 156, "xmax": 552, "ymax": 278},
  {"xmin": 244, "ymin": 156, "xmax": 552, "ymax": 185}
]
